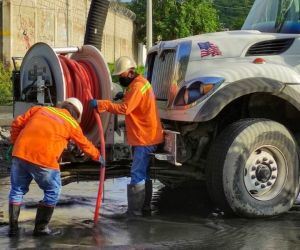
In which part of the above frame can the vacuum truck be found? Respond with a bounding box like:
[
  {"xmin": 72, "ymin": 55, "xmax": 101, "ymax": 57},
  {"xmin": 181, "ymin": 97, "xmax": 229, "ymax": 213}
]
[{"xmin": 12, "ymin": 0, "xmax": 300, "ymax": 218}]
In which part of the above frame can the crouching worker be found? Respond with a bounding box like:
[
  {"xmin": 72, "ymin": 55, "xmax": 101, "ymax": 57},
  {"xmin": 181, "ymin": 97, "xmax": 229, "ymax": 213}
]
[
  {"xmin": 90, "ymin": 56, "xmax": 164, "ymax": 217},
  {"xmin": 8, "ymin": 98, "xmax": 103, "ymax": 237}
]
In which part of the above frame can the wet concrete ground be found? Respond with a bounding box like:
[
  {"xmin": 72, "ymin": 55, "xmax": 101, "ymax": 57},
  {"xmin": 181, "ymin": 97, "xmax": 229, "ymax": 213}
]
[
  {"xmin": 1, "ymin": 176, "xmax": 300, "ymax": 249},
  {"xmin": 1, "ymin": 109, "xmax": 300, "ymax": 249}
]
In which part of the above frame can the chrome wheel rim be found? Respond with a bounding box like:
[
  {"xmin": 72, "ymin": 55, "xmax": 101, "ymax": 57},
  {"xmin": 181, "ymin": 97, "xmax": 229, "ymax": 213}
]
[{"xmin": 244, "ymin": 146, "xmax": 288, "ymax": 201}]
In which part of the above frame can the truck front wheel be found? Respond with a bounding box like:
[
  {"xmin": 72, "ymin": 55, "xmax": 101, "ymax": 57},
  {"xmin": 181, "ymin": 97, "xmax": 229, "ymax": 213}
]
[{"xmin": 206, "ymin": 119, "xmax": 299, "ymax": 217}]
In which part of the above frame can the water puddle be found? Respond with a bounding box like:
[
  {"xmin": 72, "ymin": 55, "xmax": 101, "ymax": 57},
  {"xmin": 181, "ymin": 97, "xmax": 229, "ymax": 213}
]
[{"xmin": 1, "ymin": 177, "xmax": 300, "ymax": 249}]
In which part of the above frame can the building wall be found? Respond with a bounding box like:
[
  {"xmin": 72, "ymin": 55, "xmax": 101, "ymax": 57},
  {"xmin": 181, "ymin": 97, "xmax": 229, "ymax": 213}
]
[
  {"xmin": 1, "ymin": 0, "xmax": 137, "ymax": 66},
  {"xmin": 102, "ymin": 9, "xmax": 136, "ymax": 63}
]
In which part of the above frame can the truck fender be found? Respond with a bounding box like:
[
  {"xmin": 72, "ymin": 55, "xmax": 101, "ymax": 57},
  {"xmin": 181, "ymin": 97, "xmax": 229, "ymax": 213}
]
[
  {"xmin": 195, "ymin": 77, "xmax": 284, "ymax": 121},
  {"xmin": 277, "ymin": 84, "xmax": 300, "ymax": 112}
]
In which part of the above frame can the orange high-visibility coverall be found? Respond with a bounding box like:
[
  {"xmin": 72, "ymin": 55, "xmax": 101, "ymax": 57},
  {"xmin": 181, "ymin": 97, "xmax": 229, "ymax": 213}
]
[
  {"xmin": 10, "ymin": 106, "xmax": 100, "ymax": 170},
  {"xmin": 97, "ymin": 75, "xmax": 164, "ymax": 146}
]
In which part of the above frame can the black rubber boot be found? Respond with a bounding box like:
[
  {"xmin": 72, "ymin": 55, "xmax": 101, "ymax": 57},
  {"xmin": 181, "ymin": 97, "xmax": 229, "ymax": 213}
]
[
  {"xmin": 142, "ymin": 180, "xmax": 153, "ymax": 216},
  {"xmin": 8, "ymin": 203, "xmax": 21, "ymax": 237},
  {"xmin": 101, "ymin": 184, "xmax": 146, "ymax": 219},
  {"xmin": 127, "ymin": 183, "xmax": 146, "ymax": 217},
  {"xmin": 33, "ymin": 204, "xmax": 54, "ymax": 236}
]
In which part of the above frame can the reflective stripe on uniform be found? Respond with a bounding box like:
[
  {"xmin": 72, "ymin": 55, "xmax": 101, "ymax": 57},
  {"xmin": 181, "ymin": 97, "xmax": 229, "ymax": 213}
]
[
  {"xmin": 141, "ymin": 82, "xmax": 151, "ymax": 95},
  {"xmin": 46, "ymin": 107, "xmax": 78, "ymax": 128}
]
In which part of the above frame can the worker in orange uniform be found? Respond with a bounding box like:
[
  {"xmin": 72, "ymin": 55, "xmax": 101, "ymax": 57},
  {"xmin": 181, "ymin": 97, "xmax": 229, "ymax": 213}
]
[
  {"xmin": 90, "ymin": 56, "xmax": 164, "ymax": 217},
  {"xmin": 8, "ymin": 98, "xmax": 103, "ymax": 237}
]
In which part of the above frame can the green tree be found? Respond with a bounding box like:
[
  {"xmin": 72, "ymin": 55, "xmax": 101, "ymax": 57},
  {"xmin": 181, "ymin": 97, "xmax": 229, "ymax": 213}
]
[
  {"xmin": 213, "ymin": 0, "xmax": 255, "ymax": 30},
  {"xmin": 0, "ymin": 63, "xmax": 12, "ymax": 105},
  {"xmin": 128, "ymin": 0, "xmax": 220, "ymax": 43}
]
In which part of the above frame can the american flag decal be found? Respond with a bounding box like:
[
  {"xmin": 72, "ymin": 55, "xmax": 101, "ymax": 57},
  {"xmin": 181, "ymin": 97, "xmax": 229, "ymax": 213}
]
[{"xmin": 197, "ymin": 42, "xmax": 222, "ymax": 58}]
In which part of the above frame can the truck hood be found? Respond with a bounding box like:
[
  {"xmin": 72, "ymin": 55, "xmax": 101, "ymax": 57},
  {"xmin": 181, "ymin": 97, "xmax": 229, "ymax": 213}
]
[
  {"xmin": 168, "ymin": 30, "xmax": 300, "ymax": 84},
  {"xmin": 149, "ymin": 30, "xmax": 299, "ymax": 60},
  {"xmin": 186, "ymin": 30, "xmax": 298, "ymax": 60}
]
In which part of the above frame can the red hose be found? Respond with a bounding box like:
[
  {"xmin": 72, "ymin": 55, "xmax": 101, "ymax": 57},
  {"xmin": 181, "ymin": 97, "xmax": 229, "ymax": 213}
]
[{"xmin": 59, "ymin": 55, "xmax": 106, "ymax": 225}]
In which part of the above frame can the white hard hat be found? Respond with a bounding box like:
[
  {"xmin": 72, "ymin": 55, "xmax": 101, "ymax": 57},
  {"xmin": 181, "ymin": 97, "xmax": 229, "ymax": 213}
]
[
  {"xmin": 63, "ymin": 97, "xmax": 83, "ymax": 122},
  {"xmin": 112, "ymin": 56, "xmax": 137, "ymax": 76}
]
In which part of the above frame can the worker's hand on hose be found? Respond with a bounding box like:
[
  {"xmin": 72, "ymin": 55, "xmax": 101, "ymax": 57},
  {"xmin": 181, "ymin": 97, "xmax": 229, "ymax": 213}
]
[
  {"xmin": 98, "ymin": 156, "xmax": 105, "ymax": 167},
  {"xmin": 113, "ymin": 92, "xmax": 124, "ymax": 101},
  {"xmin": 5, "ymin": 144, "xmax": 13, "ymax": 162},
  {"xmin": 89, "ymin": 99, "xmax": 98, "ymax": 109}
]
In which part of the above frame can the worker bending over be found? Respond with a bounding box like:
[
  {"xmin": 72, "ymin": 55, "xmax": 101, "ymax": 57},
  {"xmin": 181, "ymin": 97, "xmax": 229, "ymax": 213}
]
[
  {"xmin": 8, "ymin": 98, "xmax": 103, "ymax": 237},
  {"xmin": 90, "ymin": 56, "xmax": 164, "ymax": 217}
]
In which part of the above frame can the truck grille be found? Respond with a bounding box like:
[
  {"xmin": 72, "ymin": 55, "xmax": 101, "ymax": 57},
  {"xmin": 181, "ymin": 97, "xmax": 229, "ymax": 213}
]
[{"xmin": 151, "ymin": 50, "xmax": 176, "ymax": 100}]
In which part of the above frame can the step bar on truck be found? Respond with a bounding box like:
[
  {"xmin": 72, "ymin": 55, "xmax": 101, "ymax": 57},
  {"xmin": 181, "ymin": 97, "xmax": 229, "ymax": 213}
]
[{"xmin": 153, "ymin": 130, "xmax": 182, "ymax": 166}]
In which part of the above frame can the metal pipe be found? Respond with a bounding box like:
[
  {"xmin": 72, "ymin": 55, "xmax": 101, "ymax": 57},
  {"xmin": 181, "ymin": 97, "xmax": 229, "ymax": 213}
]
[
  {"xmin": 146, "ymin": 0, "xmax": 153, "ymax": 51},
  {"xmin": 53, "ymin": 47, "xmax": 80, "ymax": 54}
]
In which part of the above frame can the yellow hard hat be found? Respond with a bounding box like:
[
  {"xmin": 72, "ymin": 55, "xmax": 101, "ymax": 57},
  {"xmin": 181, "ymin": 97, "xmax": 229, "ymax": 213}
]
[
  {"xmin": 63, "ymin": 97, "xmax": 83, "ymax": 122},
  {"xmin": 112, "ymin": 56, "xmax": 137, "ymax": 76}
]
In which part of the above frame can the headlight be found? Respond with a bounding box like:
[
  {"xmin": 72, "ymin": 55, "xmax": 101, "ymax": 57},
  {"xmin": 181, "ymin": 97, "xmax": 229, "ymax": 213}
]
[
  {"xmin": 183, "ymin": 83, "xmax": 214, "ymax": 104},
  {"xmin": 174, "ymin": 77, "xmax": 225, "ymax": 106}
]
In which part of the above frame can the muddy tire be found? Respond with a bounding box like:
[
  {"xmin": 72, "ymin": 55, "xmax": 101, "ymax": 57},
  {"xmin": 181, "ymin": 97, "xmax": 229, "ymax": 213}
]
[{"xmin": 206, "ymin": 119, "xmax": 299, "ymax": 217}]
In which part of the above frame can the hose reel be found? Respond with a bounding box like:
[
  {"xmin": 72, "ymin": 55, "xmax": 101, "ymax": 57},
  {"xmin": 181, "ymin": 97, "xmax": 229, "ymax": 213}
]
[{"xmin": 17, "ymin": 42, "xmax": 112, "ymax": 145}]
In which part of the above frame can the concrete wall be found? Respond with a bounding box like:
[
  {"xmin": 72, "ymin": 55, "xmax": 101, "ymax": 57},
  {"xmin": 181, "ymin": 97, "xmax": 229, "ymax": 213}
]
[
  {"xmin": 0, "ymin": 0, "xmax": 137, "ymax": 66},
  {"xmin": 102, "ymin": 6, "xmax": 136, "ymax": 63}
]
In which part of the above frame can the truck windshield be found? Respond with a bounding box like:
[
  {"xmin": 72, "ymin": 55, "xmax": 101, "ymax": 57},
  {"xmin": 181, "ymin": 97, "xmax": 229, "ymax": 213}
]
[{"xmin": 242, "ymin": 0, "xmax": 300, "ymax": 33}]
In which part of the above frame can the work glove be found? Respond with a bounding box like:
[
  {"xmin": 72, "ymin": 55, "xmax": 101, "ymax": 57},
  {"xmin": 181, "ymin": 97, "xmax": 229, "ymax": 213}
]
[
  {"xmin": 113, "ymin": 91, "xmax": 124, "ymax": 101},
  {"xmin": 5, "ymin": 144, "xmax": 13, "ymax": 162},
  {"xmin": 99, "ymin": 155, "xmax": 105, "ymax": 167},
  {"xmin": 89, "ymin": 99, "xmax": 98, "ymax": 109}
]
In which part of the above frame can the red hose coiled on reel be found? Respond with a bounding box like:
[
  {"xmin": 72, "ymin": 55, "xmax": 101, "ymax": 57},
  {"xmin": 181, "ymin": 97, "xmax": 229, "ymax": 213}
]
[{"xmin": 59, "ymin": 55, "xmax": 106, "ymax": 225}]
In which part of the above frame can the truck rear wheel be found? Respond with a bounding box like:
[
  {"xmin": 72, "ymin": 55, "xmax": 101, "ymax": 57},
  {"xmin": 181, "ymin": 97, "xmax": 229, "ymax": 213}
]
[{"xmin": 206, "ymin": 119, "xmax": 299, "ymax": 217}]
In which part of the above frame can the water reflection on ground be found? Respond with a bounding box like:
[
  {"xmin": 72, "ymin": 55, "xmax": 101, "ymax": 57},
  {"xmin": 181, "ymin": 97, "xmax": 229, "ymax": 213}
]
[{"xmin": 0, "ymin": 177, "xmax": 300, "ymax": 249}]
